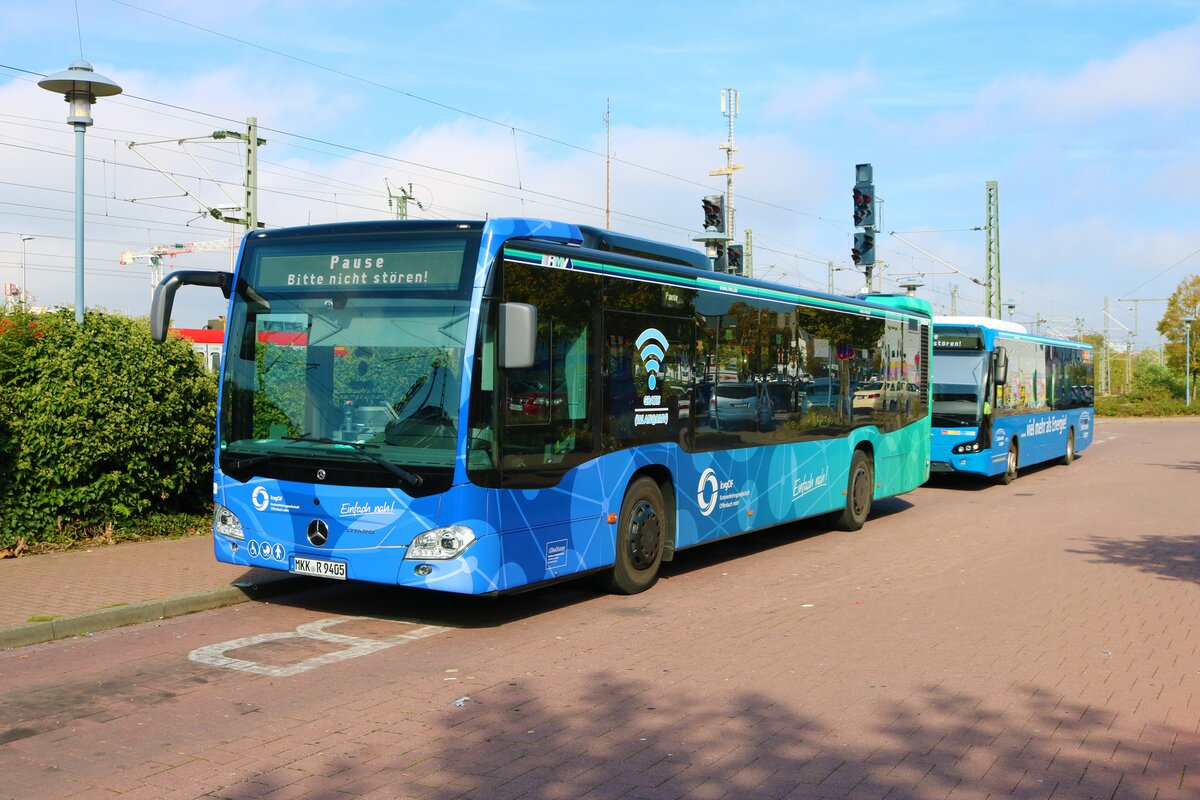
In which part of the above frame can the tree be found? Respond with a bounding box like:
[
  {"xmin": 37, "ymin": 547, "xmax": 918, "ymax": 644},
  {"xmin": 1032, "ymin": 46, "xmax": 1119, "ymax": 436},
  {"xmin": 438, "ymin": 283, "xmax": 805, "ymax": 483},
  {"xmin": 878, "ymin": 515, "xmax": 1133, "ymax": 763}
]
[
  {"xmin": 794, "ymin": 307, "xmax": 885, "ymax": 421},
  {"xmin": 1156, "ymin": 274, "xmax": 1200, "ymax": 393}
]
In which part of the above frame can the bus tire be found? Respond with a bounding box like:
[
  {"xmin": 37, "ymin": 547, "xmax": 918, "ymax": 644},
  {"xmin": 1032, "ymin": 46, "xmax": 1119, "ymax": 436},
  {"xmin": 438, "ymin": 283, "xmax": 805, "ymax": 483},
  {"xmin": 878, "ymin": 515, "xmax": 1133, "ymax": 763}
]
[
  {"xmin": 999, "ymin": 441, "xmax": 1019, "ymax": 484},
  {"xmin": 607, "ymin": 477, "xmax": 667, "ymax": 595},
  {"xmin": 833, "ymin": 449, "xmax": 874, "ymax": 532},
  {"xmin": 1061, "ymin": 428, "xmax": 1075, "ymax": 465}
]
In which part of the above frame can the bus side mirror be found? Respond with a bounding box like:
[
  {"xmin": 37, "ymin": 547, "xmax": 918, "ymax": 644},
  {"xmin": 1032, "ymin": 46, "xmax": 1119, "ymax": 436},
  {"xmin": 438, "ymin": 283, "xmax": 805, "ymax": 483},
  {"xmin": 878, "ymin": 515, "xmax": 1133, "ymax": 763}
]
[
  {"xmin": 150, "ymin": 269, "xmax": 231, "ymax": 342},
  {"xmin": 993, "ymin": 346, "xmax": 1008, "ymax": 386},
  {"xmin": 499, "ymin": 302, "xmax": 536, "ymax": 369}
]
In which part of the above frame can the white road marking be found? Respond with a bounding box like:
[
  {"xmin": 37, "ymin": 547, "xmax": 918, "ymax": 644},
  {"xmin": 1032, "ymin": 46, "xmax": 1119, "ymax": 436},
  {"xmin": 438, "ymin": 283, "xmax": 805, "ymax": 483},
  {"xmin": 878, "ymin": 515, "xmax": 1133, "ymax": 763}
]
[{"xmin": 188, "ymin": 616, "xmax": 449, "ymax": 676}]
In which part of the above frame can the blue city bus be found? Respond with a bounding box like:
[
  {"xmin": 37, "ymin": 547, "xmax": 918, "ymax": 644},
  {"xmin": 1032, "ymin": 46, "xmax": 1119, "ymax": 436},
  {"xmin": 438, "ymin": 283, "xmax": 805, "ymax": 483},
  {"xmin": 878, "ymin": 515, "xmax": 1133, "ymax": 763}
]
[
  {"xmin": 930, "ymin": 316, "xmax": 1094, "ymax": 483},
  {"xmin": 151, "ymin": 218, "xmax": 932, "ymax": 595}
]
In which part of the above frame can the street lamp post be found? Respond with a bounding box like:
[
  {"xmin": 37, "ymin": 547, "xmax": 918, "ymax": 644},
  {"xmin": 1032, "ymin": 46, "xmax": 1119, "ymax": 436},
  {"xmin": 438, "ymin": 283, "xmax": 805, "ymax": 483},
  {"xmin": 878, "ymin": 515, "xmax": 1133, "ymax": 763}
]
[
  {"xmin": 37, "ymin": 60, "xmax": 122, "ymax": 325},
  {"xmin": 1186, "ymin": 315, "xmax": 1195, "ymax": 407},
  {"xmin": 20, "ymin": 235, "xmax": 33, "ymax": 305}
]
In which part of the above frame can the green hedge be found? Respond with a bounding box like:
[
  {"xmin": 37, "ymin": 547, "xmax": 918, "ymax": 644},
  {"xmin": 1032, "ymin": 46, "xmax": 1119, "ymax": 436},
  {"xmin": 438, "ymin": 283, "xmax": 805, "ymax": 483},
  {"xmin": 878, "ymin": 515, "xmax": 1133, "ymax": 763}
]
[
  {"xmin": 1095, "ymin": 362, "xmax": 1199, "ymax": 417},
  {"xmin": 1096, "ymin": 394, "xmax": 1199, "ymax": 417},
  {"xmin": 0, "ymin": 308, "xmax": 216, "ymax": 548}
]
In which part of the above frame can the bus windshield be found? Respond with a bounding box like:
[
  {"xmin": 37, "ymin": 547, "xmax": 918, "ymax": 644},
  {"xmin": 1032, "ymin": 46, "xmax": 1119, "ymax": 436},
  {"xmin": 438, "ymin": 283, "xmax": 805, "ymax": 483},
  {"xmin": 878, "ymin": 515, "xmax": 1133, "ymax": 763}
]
[
  {"xmin": 931, "ymin": 350, "xmax": 987, "ymax": 426},
  {"xmin": 218, "ymin": 233, "xmax": 476, "ymax": 489}
]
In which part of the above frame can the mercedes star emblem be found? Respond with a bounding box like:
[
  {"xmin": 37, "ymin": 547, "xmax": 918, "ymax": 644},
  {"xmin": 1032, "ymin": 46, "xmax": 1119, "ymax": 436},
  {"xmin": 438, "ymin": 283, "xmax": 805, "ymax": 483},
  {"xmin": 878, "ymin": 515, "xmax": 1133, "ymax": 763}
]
[{"xmin": 307, "ymin": 518, "xmax": 329, "ymax": 547}]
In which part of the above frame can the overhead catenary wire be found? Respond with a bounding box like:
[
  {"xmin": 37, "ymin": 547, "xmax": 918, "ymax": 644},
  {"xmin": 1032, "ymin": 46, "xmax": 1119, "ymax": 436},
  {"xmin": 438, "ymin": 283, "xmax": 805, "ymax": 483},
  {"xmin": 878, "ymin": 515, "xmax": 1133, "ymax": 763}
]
[
  {"xmin": 0, "ymin": 50, "xmax": 1105, "ymax": 329},
  {"xmin": 0, "ymin": 116, "xmax": 1096, "ymax": 326},
  {"xmin": 1120, "ymin": 246, "xmax": 1200, "ymax": 299},
  {"xmin": 2, "ymin": 56, "xmax": 865, "ymax": 271},
  {"xmin": 6, "ymin": 2, "xmax": 843, "ymax": 228}
]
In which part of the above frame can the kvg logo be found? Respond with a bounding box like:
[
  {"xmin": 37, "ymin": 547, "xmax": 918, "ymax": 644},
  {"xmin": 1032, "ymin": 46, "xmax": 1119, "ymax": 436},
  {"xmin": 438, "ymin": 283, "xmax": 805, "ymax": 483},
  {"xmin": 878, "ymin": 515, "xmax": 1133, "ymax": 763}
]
[{"xmin": 697, "ymin": 467, "xmax": 719, "ymax": 517}]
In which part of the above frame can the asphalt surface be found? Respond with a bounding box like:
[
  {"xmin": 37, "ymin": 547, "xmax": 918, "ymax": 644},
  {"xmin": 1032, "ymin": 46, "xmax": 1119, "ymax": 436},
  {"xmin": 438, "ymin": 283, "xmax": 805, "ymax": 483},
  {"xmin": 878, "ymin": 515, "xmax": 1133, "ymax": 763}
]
[
  {"xmin": 0, "ymin": 416, "xmax": 1196, "ymax": 799},
  {"xmin": 0, "ymin": 417, "xmax": 1193, "ymax": 653}
]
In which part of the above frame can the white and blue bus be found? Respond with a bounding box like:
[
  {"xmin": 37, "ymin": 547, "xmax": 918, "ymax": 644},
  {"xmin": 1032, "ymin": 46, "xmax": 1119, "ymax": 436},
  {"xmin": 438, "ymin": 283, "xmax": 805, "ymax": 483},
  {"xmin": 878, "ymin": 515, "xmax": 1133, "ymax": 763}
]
[
  {"xmin": 930, "ymin": 316, "xmax": 1094, "ymax": 483},
  {"xmin": 152, "ymin": 218, "xmax": 932, "ymax": 595}
]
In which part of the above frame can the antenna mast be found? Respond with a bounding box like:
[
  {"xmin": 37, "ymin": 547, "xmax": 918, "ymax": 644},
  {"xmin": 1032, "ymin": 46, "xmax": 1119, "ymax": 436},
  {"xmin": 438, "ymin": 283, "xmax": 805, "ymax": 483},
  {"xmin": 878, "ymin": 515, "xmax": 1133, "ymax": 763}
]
[
  {"xmin": 709, "ymin": 89, "xmax": 744, "ymax": 238},
  {"xmin": 605, "ymin": 98, "xmax": 611, "ymax": 229}
]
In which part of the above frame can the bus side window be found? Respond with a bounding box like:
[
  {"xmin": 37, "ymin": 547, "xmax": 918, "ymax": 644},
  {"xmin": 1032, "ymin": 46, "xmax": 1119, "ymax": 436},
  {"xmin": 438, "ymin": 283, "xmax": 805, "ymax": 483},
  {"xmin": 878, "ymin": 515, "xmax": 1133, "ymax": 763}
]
[{"xmin": 495, "ymin": 262, "xmax": 599, "ymax": 484}]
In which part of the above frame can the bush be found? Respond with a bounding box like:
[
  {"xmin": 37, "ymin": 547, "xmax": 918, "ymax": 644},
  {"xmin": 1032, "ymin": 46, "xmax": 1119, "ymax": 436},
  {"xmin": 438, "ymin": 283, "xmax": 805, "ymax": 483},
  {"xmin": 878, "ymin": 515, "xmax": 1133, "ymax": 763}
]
[
  {"xmin": 1132, "ymin": 362, "xmax": 1186, "ymax": 398},
  {"xmin": 1096, "ymin": 394, "xmax": 1198, "ymax": 417},
  {"xmin": 0, "ymin": 308, "xmax": 217, "ymax": 549},
  {"xmin": 1095, "ymin": 361, "xmax": 1198, "ymax": 417}
]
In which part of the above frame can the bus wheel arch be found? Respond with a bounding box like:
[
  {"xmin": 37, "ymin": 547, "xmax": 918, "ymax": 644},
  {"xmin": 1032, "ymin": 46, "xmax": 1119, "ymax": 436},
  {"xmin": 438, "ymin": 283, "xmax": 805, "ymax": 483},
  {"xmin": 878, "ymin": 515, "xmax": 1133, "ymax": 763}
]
[
  {"xmin": 833, "ymin": 445, "xmax": 874, "ymax": 532},
  {"xmin": 607, "ymin": 468, "xmax": 674, "ymax": 595},
  {"xmin": 999, "ymin": 437, "xmax": 1019, "ymax": 484}
]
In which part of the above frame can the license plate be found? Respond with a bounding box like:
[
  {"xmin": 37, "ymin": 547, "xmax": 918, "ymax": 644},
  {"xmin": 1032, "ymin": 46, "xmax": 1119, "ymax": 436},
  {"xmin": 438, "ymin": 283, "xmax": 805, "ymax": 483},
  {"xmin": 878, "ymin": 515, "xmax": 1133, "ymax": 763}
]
[{"xmin": 292, "ymin": 557, "xmax": 347, "ymax": 580}]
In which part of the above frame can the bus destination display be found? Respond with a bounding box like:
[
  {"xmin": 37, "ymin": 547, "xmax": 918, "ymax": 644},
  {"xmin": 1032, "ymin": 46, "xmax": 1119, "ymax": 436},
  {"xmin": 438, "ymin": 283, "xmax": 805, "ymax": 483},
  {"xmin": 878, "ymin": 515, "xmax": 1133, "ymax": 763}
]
[
  {"xmin": 256, "ymin": 244, "xmax": 464, "ymax": 289},
  {"xmin": 933, "ymin": 330, "xmax": 984, "ymax": 350}
]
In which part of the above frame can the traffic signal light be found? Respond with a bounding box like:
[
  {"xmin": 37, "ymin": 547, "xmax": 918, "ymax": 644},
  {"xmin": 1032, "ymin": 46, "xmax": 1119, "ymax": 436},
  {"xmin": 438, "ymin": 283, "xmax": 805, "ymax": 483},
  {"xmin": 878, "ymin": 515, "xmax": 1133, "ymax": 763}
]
[
  {"xmin": 853, "ymin": 186, "xmax": 875, "ymax": 228},
  {"xmin": 852, "ymin": 232, "xmax": 875, "ymax": 266},
  {"xmin": 702, "ymin": 194, "xmax": 725, "ymax": 232},
  {"xmin": 727, "ymin": 244, "xmax": 744, "ymax": 275},
  {"xmin": 712, "ymin": 241, "xmax": 727, "ymax": 271}
]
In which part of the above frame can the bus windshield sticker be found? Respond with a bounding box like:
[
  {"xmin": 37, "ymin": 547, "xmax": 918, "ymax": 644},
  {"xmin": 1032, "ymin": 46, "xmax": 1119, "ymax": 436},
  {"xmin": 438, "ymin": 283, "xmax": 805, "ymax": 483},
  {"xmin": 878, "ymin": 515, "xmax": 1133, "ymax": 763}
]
[{"xmin": 634, "ymin": 327, "xmax": 670, "ymax": 426}]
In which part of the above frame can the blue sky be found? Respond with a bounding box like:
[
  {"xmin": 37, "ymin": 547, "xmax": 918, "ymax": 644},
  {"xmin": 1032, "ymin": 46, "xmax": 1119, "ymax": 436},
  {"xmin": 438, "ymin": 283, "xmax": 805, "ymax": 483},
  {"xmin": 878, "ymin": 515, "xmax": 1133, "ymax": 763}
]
[{"xmin": 1, "ymin": 1, "xmax": 1198, "ymax": 341}]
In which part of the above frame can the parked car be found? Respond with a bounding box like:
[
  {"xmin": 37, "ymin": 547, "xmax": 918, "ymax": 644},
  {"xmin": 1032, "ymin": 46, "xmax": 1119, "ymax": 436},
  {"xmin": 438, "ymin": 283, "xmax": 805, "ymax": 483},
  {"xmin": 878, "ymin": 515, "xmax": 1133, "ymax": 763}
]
[
  {"xmin": 803, "ymin": 381, "xmax": 842, "ymax": 411},
  {"xmin": 852, "ymin": 381, "xmax": 885, "ymax": 412},
  {"xmin": 709, "ymin": 382, "xmax": 773, "ymax": 431},
  {"xmin": 507, "ymin": 379, "xmax": 565, "ymax": 420},
  {"xmin": 763, "ymin": 382, "xmax": 800, "ymax": 418}
]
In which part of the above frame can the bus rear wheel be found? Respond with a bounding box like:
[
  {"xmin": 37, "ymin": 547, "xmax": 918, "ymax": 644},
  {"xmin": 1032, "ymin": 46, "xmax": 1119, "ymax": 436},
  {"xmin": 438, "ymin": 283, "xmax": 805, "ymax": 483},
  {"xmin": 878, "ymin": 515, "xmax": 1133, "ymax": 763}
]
[
  {"xmin": 999, "ymin": 441, "xmax": 1019, "ymax": 484},
  {"xmin": 607, "ymin": 477, "xmax": 667, "ymax": 595},
  {"xmin": 833, "ymin": 449, "xmax": 874, "ymax": 532},
  {"xmin": 1061, "ymin": 428, "xmax": 1075, "ymax": 465}
]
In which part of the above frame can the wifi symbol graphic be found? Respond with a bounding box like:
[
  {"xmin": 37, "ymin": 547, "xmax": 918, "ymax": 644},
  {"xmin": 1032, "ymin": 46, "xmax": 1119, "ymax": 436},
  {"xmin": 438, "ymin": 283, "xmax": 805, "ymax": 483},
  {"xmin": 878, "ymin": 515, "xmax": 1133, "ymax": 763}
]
[{"xmin": 636, "ymin": 328, "xmax": 669, "ymax": 390}]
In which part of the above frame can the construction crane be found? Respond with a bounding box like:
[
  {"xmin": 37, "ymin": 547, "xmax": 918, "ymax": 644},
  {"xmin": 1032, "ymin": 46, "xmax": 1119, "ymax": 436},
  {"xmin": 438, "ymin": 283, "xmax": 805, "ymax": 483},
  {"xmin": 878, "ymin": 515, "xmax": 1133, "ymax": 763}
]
[{"xmin": 119, "ymin": 238, "xmax": 235, "ymax": 296}]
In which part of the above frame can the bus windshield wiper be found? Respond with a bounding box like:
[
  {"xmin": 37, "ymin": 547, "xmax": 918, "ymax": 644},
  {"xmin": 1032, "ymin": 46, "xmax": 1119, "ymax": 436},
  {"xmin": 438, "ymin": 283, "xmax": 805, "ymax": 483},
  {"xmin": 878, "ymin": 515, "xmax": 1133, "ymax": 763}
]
[
  {"xmin": 281, "ymin": 436, "xmax": 424, "ymax": 488},
  {"xmin": 225, "ymin": 452, "xmax": 284, "ymax": 470}
]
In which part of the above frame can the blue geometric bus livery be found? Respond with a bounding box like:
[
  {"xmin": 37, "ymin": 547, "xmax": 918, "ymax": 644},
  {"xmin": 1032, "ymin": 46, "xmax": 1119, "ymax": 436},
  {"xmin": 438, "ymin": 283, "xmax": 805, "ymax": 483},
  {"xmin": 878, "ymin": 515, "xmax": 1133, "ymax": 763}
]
[{"xmin": 155, "ymin": 218, "xmax": 933, "ymax": 595}]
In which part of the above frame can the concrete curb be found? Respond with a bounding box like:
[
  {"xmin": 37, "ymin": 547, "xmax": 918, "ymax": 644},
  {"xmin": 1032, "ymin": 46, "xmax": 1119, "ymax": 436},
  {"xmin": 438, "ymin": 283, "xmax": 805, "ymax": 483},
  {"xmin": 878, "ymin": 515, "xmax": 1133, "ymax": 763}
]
[{"xmin": 0, "ymin": 575, "xmax": 308, "ymax": 651}]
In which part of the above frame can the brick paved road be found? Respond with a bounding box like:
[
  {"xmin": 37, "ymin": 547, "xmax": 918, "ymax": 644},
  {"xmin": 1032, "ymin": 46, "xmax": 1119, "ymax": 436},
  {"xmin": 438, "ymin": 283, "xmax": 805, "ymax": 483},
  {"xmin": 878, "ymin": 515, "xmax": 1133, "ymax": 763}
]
[{"xmin": 0, "ymin": 419, "xmax": 1196, "ymax": 799}]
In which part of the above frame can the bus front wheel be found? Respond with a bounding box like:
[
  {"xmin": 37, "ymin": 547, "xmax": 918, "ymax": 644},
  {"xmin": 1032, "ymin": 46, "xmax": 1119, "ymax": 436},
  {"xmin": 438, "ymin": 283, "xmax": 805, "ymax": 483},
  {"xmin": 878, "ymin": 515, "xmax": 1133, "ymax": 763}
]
[
  {"xmin": 833, "ymin": 449, "xmax": 874, "ymax": 532},
  {"xmin": 608, "ymin": 477, "xmax": 667, "ymax": 595},
  {"xmin": 999, "ymin": 441, "xmax": 1019, "ymax": 484}
]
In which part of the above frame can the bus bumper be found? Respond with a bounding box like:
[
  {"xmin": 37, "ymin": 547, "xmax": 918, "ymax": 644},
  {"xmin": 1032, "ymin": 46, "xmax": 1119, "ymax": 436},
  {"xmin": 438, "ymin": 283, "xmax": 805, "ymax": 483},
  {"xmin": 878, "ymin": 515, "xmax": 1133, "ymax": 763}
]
[{"xmin": 929, "ymin": 450, "xmax": 1002, "ymax": 476}]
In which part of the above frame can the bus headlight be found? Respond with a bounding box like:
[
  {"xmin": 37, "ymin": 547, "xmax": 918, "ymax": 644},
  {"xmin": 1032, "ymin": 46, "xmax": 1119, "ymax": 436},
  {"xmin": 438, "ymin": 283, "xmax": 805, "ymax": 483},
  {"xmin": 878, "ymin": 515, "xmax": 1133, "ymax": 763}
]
[
  {"xmin": 952, "ymin": 441, "xmax": 983, "ymax": 454},
  {"xmin": 214, "ymin": 503, "xmax": 244, "ymax": 540},
  {"xmin": 405, "ymin": 525, "xmax": 476, "ymax": 560}
]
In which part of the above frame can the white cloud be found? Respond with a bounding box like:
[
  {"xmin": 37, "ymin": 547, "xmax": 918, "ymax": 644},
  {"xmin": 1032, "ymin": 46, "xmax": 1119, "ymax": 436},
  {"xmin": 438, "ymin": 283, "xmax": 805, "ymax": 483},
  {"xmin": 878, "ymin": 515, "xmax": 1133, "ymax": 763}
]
[
  {"xmin": 918, "ymin": 19, "xmax": 1200, "ymax": 141},
  {"xmin": 1015, "ymin": 21, "xmax": 1200, "ymax": 122},
  {"xmin": 762, "ymin": 66, "xmax": 876, "ymax": 126}
]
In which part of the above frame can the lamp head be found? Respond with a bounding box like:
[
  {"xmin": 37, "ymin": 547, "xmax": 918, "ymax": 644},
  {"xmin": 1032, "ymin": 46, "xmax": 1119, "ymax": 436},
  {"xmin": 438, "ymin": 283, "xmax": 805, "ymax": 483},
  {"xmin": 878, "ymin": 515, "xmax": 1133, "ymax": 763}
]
[{"xmin": 38, "ymin": 60, "xmax": 122, "ymax": 127}]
